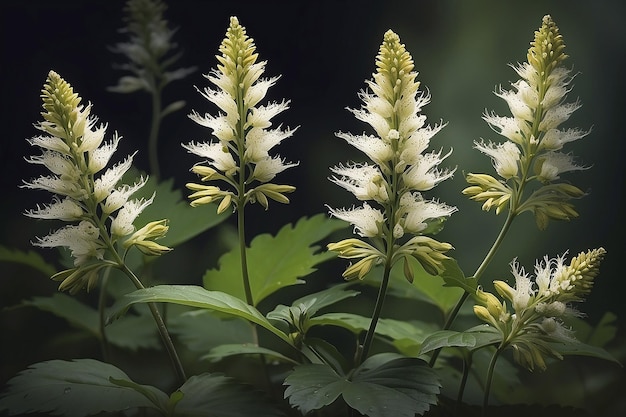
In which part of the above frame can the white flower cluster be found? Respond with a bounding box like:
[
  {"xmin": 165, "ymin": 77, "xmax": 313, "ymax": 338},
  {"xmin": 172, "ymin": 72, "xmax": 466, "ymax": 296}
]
[
  {"xmin": 23, "ymin": 71, "xmax": 169, "ymax": 293},
  {"xmin": 183, "ymin": 17, "xmax": 297, "ymax": 212},
  {"xmin": 327, "ymin": 30, "xmax": 455, "ymax": 279},
  {"xmin": 464, "ymin": 15, "xmax": 588, "ymax": 228}
]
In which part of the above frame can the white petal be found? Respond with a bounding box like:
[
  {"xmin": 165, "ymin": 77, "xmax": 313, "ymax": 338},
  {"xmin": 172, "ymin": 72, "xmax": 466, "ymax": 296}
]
[
  {"xmin": 246, "ymin": 100, "xmax": 290, "ymax": 129},
  {"xmin": 34, "ymin": 221, "xmax": 104, "ymax": 266},
  {"xmin": 244, "ymin": 126, "xmax": 295, "ymax": 162},
  {"xmin": 328, "ymin": 202, "xmax": 384, "ymax": 238},
  {"xmin": 27, "ymin": 135, "xmax": 70, "ymax": 154},
  {"xmin": 474, "ymin": 140, "xmax": 520, "ymax": 179},
  {"xmin": 25, "ymin": 151, "xmax": 77, "ymax": 177},
  {"xmin": 110, "ymin": 194, "xmax": 155, "ymax": 237},
  {"xmin": 25, "ymin": 197, "xmax": 84, "ymax": 221},
  {"xmin": 336, "ymin": 132, "xmax": 393, "ymax": 165},
  {"xmin": 189, "ymin": 111, "xmax": 236, "ymax": 142},
  {"xmin": 330, "ymin": 163, "xmax": 386, "ymax": 202},
  {"xmin": 93, "ymin": 153, "xmax": 136, "ymax": 203},
  {"xmin": 88, "ymin": 133, "xmax": 121, "ymax": 174},
  {"xmin": 182, "ymin": 142, "xmax": 238, "ymax": 176},
  {"xmin": 244, "ymin": 76, "xmax": 279, "ymax": 108},
  {"xmin": 252, "ymin": 156, "xmax": 298, "ymax": 182},
  {"xmin": 101, "ymin": 176, "xmax": 148, "ymax": 214}
]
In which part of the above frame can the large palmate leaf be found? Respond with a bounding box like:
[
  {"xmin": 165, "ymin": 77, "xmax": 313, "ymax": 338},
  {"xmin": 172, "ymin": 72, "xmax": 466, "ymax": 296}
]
[
  {"xmin": 203, "ymin": 214, "xmax": 346, "ymax": 305},
  {"xmin": 0, "ymin": 359, "xmax": 165, "ymax": 417},
  {"xmin": 22, "ymin": 293, "xmax": 159, "ymax": 350},
  {"xmin": 0, "ymin": 245, "xmax": 56, "ymax": 277},
  {"xmin": 170, "ymin": 373, "xmax": 286, "ymax": 417},
  {"xmin": 284, "ymin": 353, "xmax": 440, "ymax": 417},
  {"xmin": 132, "ymin": 173, "xmax": 230, "ymax": 247},
  {"xmin": 168, "ymin": 309, "xmax": 255, "ymax": 352},
  {"xmin": 108, "ymin": 285, "xmax": 293, "ymax": 346}
]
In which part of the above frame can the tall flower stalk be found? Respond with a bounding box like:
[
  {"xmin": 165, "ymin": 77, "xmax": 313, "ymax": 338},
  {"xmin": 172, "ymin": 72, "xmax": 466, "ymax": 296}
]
[
  {"xmin": 109, "ymin": 0, "xmax": 196, "ymax": 179},
  {"xmin": 473, "ymin": 248, "xmax": 606, "ymax": 411},
  {"xmin": 327, "ymin": 30, "xmax": 456, "ymax": 365},
  {"xmin": 442, "ymin": 15, "xmax": 590, "ymax": 336},
  {"xmin": 183, "ymin": 16, "xmax": 297, "ymax": 308},
  {"xmin": 23, "ymin": 70, "xmax": 185, "ymax": 383}
]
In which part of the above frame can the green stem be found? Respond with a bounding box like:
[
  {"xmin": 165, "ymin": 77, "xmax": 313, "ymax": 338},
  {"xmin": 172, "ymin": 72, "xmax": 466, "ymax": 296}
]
[
  {"xmin": 148, "ymin": 87, "xmax": 163, "ymax": 180},
  {"xmin": 483, "ymin": 346, "xmax": 503, "ymax": 417},
  {"xmin": 357, "ymin": 256, "xmax": 393, "ymax": 365},
  {"xmin": 457, "ymin": 350, "xmax": 472, "ymax": 406},
  {"xmin": 238, "ymin": 206, "xmax": 254, "ymax": 307},
  {"xmin": 119, "ymin": 263, "xmax": 187, "ymax": 384},
  {"xmin": 98, "ymin": 268, "xmax": 112, "ymax": 362},
  {"xmin": 429, "ymin": 210, "xmax": 515, "ymax": 367}
]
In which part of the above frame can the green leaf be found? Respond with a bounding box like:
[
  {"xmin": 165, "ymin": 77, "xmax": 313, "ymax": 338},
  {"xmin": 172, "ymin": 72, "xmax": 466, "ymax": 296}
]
[
  {"xmin": 419, "ymin": 330, "xmax": 477, "ymax": 355},
  {"xmin": 203, "ymin": 214, "xmax": 346, "ymax": 305},
  {"xmin": 310, "ymin": 312, "xmax": 432, "ymax": 341},
  {"xmin": 284, "ymin": 354, "xmax": 440, "ymax": 417},
  {"xmin": 440, "ymin": 258, "xmax": 477, "ymax": 293},
  {"xmin": 0, "ymin": 245, "xmax": 56, "ymax": 277},
  {"xmin": 548, "ymin": 339, "xmax": 621, "ymax": 365},
  {"xmin": 267, "ymin": 285, "xmax": 359, "ymax": 331},
  {"xmin": 290, "ymin": 284, "xmax": 360, "ymax": 316},
  {"xmin": 133, "ymin": 174, "xmax": 230, "ymax": 247},
  {"xmin": 169, "ymin": 309, "xmax": 255, "ymax": 352},
  {"xmin": 0, "ymin": 359, "xmax": 164, "ymax": 417},
  {"xmin": 171, "ymin": 373, "xmax": 286, "ymax": 417},
  {"xmin": 202, "ymin": 344, "xmax": 299, "ymax": 364},
  {"xmin": 284, "ymin": 364, "xmax": 348, "ymax": 414},
  {"xmin": 564, "ymin": 311, "xmax": 618, "ymax": 347},
  {"xmin": 21, "ymin": 294, "xmax": 159, "ymax": 350},
  {"xmin": 108, "ymin": 285, "xmax": 293, "ymax": 346}
]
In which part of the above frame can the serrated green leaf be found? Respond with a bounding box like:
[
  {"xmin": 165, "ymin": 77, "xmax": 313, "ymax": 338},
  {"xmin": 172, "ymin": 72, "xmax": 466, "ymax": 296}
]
[
  {"xmin": 283, "ymin": 364, "xmax": 348, "ymax": 414},
  {"xmin": 203, "ymin": 214, "xmax": 346, "ymax": 305},
  {"xmin": 284, "ymin": 354, "xmax": 440, "ymax": 417},
  {"xmin": 108, "ymin": 285, "xmax": 293, "ymax": 346},
  {"xmin": 169, "ymin": 310, "xmax": 254, "ymax": 352},
  {"xmin": 0, "ymin": 359, "xmax": 164, "ymax": 417},
  {"xmin": 21, "ymin": 294, "xmax": 159, "ymax": 350},
  {"xmin": 171, "ymin": 373, "xmax": 286, "ymax": 417},
  {"xmin": 132, "ymin": 173, "xmax": 230, "ymax": 247},
  {"xmin": 0, "ymin": 245, "xmax": 56, "ymax": 277},
  {"xmin": 440, "ymin": 258, "xmax": 476, "ymax": 293},
  {"xmin": 202, "ymin": 344, "xmax": 298, "ymax": 364}
]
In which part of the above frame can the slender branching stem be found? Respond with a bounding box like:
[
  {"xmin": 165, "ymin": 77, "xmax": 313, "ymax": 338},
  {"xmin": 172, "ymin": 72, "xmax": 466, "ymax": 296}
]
[
  {"xmin": 483, "ymin": 346, "xmax": 504, "ymax": 417},
  {"xmin": 97, "ymin": 268, "xmax": 112, "ymax": 362},
  {"xmin": 238, "ymin": 205, "xmax": 255, "ymax": 308},
  {"xmin": 119, "ymin": 262, "xmax": 187, "ymax": 384},
  {"xmin": 457, "ymin": 351, "xmax": 472, "ymax": 406},
  {"xmin": 357, "ymin": 256, "xmax": 393, "ymax": 365},
  {"xmin": 429, "ymin": 210, "xmax": 515, "ymax": 367}
]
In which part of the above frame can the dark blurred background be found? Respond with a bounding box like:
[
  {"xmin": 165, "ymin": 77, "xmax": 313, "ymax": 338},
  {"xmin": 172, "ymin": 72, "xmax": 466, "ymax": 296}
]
[{"xmin": 1, "ymin": 0, "xmax": 625, "ymax": 412}]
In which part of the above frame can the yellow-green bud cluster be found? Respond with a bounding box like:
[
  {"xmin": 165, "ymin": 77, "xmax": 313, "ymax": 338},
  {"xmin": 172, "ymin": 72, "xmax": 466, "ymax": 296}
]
[{"xmin": 472, "ymin": 248, "xmax": 606, "ymax": 371}]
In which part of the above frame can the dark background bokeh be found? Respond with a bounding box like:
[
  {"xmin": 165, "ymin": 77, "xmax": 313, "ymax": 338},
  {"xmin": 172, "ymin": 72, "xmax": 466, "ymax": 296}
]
[{"xmin": 1, "ymin": 0, "xmax": 625, "ymax": 412}]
